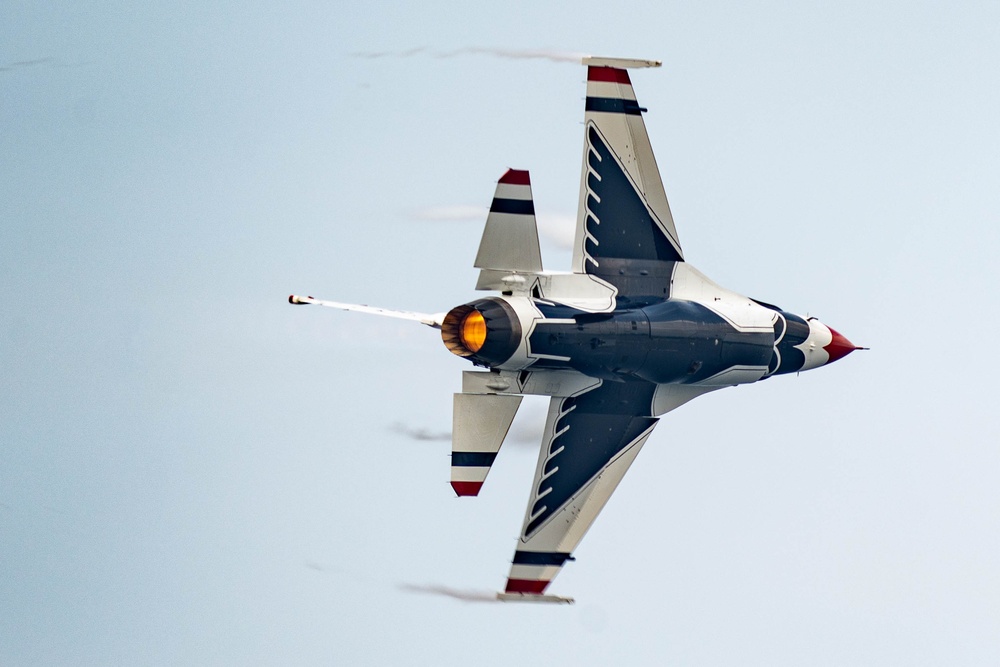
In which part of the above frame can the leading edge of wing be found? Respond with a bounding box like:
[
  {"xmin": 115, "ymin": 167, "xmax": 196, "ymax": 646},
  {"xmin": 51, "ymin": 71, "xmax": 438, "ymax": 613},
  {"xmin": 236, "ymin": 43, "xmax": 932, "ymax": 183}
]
[{"xmin": 502, "ymin": 379, "xmax": 659, "ymax": 597}]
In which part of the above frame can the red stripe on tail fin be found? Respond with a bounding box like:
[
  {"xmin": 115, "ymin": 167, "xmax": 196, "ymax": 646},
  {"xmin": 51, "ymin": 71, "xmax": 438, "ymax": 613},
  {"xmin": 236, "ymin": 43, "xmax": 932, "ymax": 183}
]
[
  {"xmin": 505, "ymin": 578, "xmax": 550, "ymax": 594},
  {"xmin": 498, "ymin": 169, "xmax": 530, "ymax": 186},
  {"xmin": 588, "ymin": 67, "xmax": 631, "ymax": 84}
]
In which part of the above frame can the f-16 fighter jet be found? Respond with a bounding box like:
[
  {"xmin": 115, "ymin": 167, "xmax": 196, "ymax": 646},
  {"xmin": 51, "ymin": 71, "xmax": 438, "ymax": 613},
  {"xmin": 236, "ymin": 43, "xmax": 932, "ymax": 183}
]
[{"xmin": 289, "ymin": 56, "xmax": 863, "ymax": 603}]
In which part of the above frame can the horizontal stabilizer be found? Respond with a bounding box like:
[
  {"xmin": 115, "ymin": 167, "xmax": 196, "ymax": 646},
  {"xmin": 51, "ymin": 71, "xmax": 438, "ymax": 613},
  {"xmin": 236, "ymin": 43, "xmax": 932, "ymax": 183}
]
[
  {"xmin": 474, "ymin": 169, "xmax": 543, "ymax": 275},
  {"xmin": 451, "ymin": 392, "xmax": 523, "ymax": 496}
]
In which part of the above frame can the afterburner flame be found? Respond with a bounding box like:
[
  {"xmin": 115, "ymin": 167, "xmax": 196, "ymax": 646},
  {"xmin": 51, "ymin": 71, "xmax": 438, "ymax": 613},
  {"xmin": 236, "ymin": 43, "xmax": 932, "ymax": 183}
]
[{"xmin": 460, "ymin": 311, "xmax": 487, "ymax": 352}]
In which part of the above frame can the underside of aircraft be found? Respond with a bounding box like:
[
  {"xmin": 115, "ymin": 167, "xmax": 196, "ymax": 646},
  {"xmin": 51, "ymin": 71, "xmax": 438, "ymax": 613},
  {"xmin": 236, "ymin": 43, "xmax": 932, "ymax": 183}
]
[{"xmin": 289, "ymin": 56, "xmax": 863, "ymax": 603}]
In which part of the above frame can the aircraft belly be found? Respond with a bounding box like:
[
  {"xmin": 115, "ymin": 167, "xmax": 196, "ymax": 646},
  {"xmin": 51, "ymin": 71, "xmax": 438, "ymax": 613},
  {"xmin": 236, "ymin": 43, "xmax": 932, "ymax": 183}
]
[
  {"xmin": 639, "ymin": 332, "xmax": 771, "ymax": 384},
  {"xmin": 289, "ymin": 59, "xmax": 864, "ymax": 601},
  {"xmin": 639, "ymin": 300, "xmax": 772, "ymax": 384},
  {"xmin": 526, "ymin": 300, "xmax": 773, "ymax": 385},
  {"xmin": 528, "ymin": 315, "xmax": 650, "ymax": 380}
]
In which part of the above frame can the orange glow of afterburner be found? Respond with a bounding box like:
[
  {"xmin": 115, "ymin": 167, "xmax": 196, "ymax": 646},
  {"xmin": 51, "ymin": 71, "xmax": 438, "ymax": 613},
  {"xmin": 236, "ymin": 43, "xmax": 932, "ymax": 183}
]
[{"xmin": 460, "ymin": 311, "xmax": 487, "ymax": 352}]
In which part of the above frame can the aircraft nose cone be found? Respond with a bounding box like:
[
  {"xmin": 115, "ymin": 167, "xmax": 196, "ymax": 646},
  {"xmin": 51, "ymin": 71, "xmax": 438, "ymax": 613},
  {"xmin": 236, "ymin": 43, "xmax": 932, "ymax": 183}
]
[{"xmin": 823, "ymin": 326, "xmax": 859, "ymax": 364}]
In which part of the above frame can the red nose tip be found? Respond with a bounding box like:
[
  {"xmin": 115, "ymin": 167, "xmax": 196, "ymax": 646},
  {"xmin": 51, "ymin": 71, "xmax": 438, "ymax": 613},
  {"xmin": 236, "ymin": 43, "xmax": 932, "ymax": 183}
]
[{"xmin": 824, "ymin": 326, "xmax": 859, "ymax": 364}]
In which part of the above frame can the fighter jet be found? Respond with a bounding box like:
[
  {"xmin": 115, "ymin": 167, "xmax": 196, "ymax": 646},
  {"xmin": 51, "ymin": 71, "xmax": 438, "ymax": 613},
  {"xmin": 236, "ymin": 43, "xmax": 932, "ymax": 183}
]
[{"xmin": 289, "ymin": 56, "xmax": 863, "ymax": 603}]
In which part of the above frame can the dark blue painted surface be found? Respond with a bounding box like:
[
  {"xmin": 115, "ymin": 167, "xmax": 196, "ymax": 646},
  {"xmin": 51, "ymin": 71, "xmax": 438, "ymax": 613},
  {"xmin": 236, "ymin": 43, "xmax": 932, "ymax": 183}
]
[
  {"xmin": 529, "ymin": 300, "xmax": 772, "ymax": 384},
  {"xmin": 770, "ymin": 311, "xmax": 810, "ymax": 375},
  {"xmin": 588, "ymin": 258, "xmax": 677, "ymax": 301},
  {"xmin": 583, "ymin": 126, "xmax": 683, "ymax": 275},
  {"xmin": 451, "ymin": 298, "xmax": 803, "ymax": 384},
  {"xmin": 585, "ymin": 97, "xmax": 645, "ymax": 115},
  {"xmin": 489, "ymin": 197, "xmax": 535, "ymax": 215},
  {"xmin": 533, "ymin": 302, "xmax": 587, "ymax": 320},
  {"xmin": 451, "ymin": 452, "xmax": 498, "ymax": 467},
  {"xmin": 512, "ymin": 551, "xmax": 573, "ymax": 566},
  {"xmin": 526, "ymin": 380, "xmax": 658, "ymax": 537}
]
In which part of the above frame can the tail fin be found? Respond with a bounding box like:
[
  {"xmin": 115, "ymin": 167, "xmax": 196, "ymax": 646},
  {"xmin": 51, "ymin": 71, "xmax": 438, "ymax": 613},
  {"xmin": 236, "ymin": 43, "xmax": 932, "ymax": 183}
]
[{"xmin": 474, "ymin": 169, "xmax": 543, "ymax": 273}]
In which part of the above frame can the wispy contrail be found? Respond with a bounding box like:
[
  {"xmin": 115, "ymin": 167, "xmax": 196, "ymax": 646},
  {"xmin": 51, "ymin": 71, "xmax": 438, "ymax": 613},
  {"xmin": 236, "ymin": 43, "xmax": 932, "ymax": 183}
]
[
  {"xmin": 435, "ymin": 47, "xmax": 585, "ymax": 64},
  {"xmin": 352, "ymin": 47, "xmax": 429, "ymax": 59},
  {"xmin": 410, "ymin": 205, "xmax": 486, "ymax": 222},
  {"xmin": 398, "ymin": 583, "xmax": 499, "ymax": 603},
  {"xmin": 536, "ymin": 213, "xmax": 576, "ymax": 250},
  {"xmin": 408, "ymin": 205, "xmax": 574, "ymax": 251},
  {"xmin": 387, "ymin": 380, "xmax": 549, "ymax": 450},
  {"xmin": 352, "ymin": 47, "xmax": 584, "ymax": 64},
  {"xmin": 390, "ymin": 412, "xmax": 542, "ymax": 449},
  {"xmin": 0, "ymin": 57, "xmax": 56, "ymax": 73},
  {"xmin": 391, "ymin": 422, "xmax": 451, "ymax": 442}
]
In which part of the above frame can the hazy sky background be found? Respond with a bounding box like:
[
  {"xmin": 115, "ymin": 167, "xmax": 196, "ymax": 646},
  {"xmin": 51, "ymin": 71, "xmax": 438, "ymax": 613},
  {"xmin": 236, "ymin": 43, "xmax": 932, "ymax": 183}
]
[{"xmin": 4, "ymin": 2, "xmax": 999, "ymax": 664}]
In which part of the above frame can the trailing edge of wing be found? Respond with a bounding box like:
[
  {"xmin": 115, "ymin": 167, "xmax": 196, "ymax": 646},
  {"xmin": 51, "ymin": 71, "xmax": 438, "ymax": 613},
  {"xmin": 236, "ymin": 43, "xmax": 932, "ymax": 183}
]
[{"xmin": 503, "ymin": 380, "xmax": 659, "ymax": 596}]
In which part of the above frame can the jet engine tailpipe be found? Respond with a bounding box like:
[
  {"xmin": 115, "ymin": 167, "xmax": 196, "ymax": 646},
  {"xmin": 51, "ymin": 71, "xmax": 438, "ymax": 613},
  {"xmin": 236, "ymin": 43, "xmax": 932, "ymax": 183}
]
[{"xmin": 441, "ymin": 298, "xmax": 522, "ymax": 366}]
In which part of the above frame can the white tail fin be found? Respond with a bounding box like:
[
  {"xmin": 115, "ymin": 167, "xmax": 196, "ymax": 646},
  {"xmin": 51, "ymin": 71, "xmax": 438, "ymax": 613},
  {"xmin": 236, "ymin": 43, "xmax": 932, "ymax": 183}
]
[{"xmin": 474, "ymin": 169, "xmax": 543, "ymax": 273}]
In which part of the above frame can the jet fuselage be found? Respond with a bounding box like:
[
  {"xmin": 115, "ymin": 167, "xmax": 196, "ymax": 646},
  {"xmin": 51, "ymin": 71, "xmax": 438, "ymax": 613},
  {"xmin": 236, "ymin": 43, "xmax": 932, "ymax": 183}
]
[{"xmin": 441, "ymin": 291, "xmax": 856, "ymax": 386}]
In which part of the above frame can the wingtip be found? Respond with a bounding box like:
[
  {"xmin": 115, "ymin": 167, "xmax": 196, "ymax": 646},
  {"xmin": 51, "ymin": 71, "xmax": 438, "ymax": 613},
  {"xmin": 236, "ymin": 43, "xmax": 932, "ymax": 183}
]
[
  {"xmin": 581, "ymin": 56, "xmax": 661, "ymax": 69},
  {"xmin": 496, "ymin": 592, "xmax": 575, "ymax": 604}
]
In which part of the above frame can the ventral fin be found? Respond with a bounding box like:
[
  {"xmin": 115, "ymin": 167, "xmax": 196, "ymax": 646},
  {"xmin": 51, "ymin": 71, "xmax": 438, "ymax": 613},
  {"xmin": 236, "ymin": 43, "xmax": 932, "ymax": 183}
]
[
  {"xmin": 474, "ymin": 169, "xmax": 543, "ymax": 274},
  {"xmin": 450, "ymin": 392, "xmax": 522, "ymax": 496}
]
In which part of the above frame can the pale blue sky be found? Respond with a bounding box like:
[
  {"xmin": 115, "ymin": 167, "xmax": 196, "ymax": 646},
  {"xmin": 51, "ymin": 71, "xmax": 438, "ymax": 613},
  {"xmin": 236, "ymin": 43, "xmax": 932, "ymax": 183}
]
[{"xmin": 3, "ymin": 2, "xmax": 1000, "ymax": 665}]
